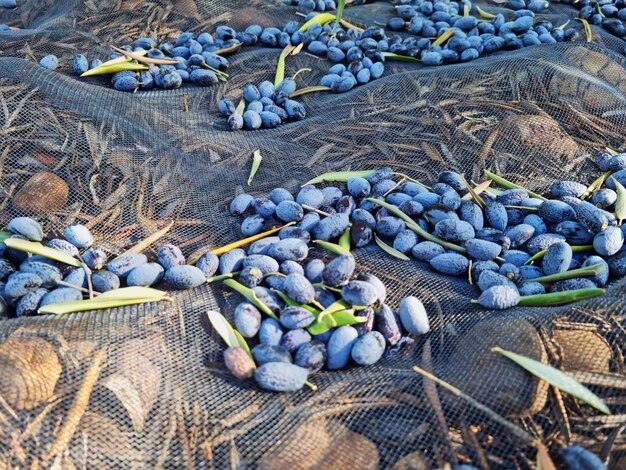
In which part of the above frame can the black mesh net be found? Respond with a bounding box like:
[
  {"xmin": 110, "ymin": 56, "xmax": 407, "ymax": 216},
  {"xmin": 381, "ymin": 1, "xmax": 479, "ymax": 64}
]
[{"xmin": 0, "ymin": 0, "xmax": 625, "ymax": 468}]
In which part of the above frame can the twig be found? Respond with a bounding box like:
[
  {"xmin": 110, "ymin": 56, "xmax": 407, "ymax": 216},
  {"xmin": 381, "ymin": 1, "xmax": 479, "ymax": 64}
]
[
  {"xmin": 183, "ymin": 95, "xmax": 189, "ymax": 113},
  {"xmin": 383, "ymin": 177, "xmax": 406, "ymax": 197},
  {"xmin": 412, "ymin": 365, "xmax": 534, "ymax": 445},
  {"xmin": 56, "ymin": 280, "xmax": 101, "ymax": 296},
  {"xmin": 43, "ymin": 348, "xmax": 107, "ymax": 463},
  {"xmin": 301, "ymin": 204, "xmax": 332, "ymax": 217}
]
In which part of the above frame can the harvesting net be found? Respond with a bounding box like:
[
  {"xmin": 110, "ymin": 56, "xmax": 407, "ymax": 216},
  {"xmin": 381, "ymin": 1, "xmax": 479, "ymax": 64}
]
[{"xmin": 0, "ymin": 0, "xmax": 625, "ymax": 468}]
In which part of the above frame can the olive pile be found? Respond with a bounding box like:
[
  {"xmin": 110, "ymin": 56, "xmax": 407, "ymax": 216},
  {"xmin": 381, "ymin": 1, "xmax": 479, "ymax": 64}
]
[
  {"xmin": 578, "ymin": 0, "xmax": 626, "ymax": 39},
  {"xmin": 220, "ymin": 261, "xmax": 430, "ymax": 392},
  {"xmin": 229, "ymin": 154, "xmax": 626, "ymax": 312},
  {"xmin": 0, "ymin": 219, "xmax": 218, "ymax": 317},
  {"xmin": 218, "ymin": 78, "xmax": 306, "ymax": 131}
]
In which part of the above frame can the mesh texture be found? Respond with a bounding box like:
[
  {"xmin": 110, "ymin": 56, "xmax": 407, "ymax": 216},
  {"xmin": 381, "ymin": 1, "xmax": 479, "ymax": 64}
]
[{"xmin": 1, "ymin": 0, "xmax": 626, "ymax": 468}]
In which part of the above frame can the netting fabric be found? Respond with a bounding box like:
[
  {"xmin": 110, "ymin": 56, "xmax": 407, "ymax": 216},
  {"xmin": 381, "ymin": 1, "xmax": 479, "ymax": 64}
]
[{"xmin": 0, "ymin": 0, "xmax": 625, "ymax": 468}]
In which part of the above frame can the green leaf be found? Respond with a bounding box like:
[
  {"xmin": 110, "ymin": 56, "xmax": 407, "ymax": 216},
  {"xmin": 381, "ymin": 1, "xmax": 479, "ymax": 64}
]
[
  {"xmin": 460, "ymin": 173, "xmax": 485, "ymax": 209},
  {"xmin": 476, "ymin": 6, "xmax": 496, "ymax": 18},
  {"xmin": 314, "ymin": 239, "xmax": 350, "ymax": 256},
  {"xmin": 235, "ymin": 96, "xmax": 246, "ymax": 116},
  {"xmin": 205, "ymin": 272, "xmax": 239, "ymax": 284},
  {"xmin": 3, "ymin": 237, "xmax": 81, "ymax": 267},
  {"xmin": 274, "ymin": 44, "xmax": 296, "ymax": 87},
  {"xmin": 525, "ymin": 245, "xmax": 593, "ymax": 264},
  {"xmin": 333, "ymin": 0, "xmax": 346, "ymax": 30},
  {"xmin": 606, "ymin": 147, "xmax": 618, "ymax": 156},
  {"xmin": 207, "ymin": 310, "xmax": 240, "ymax": 348},
  {"xmin": 612, "ymin": 177, "xmax": 626, "ymax": 224},
  {"xmin": 374, "ymin": 234, "xmax": 410, "ymax": 260},
  {"xmin": 247, "ymin": 149, "xmax": 262, "ymax": 186},
  {"xmin": 432, "ymin": 28, "xmax": 455, "ymax": 47},
  {"xmin": 382, "ymin": 52, "xmax": 420, "ymax": 63},
  {"xmin": 367, "ymin": 198, "xmax": 467, "ymax": 254},
  {"xmin": 307, "ymin": 309, "xmax": 365, "ymax": 335},
  {"xmin": 233, "ymin": 329, "xmax": 254, "ymax": 362},
  {"xmin": 38, "ymin": 287, "xmax": 171, "ymax": 315},
  {"xmin": 583, "ymin": 171, "xmax": 612, "ymax": 199},
  {"xmin": 575, "ymin": 18, "xmax": 592, "ymax": 42},
  {"xmin": 302, "ymin": 170, "xmax": 374, "ymax": 186},
  {"xmin": 338, "ymin": 227, "xmax": 351, "ymax": 251},
  {"xmin": 0, "ymin": 231, "xmax": 11, "ymax": 243},
  {"xmin": 517, "ymin": 288, "xmax": 605, "ymax": 306},
  {"xmin": 463, "ymin": 3, "xmax": 470, "ymax": 16},
  {"xmin": 291, "ymin": 67, "xmax": 311, "ymax": 80},
  {"xmin": 484, "ymin": 170, "xmax": 548, "ymax": 201},
  {"xmin": 208, "ymin": 310, "xmax": 254, "ymax": 362},
  {"xmin": 223, "ymin": 279, "xmax": 278, "ymax": 320},
  {"xmin": 529, "ymin": 263, "xmax": 606, "ymax": 284},
  {"xmin": 492, "ymin": 347, "xmax": 610, "ymax": 415},
  {"xmin": 289, "ymin": 86, "xmax": 331, "ymax": 98},
  {"xmin": 96, "ymin": 286, "xmax": 169, "ymax": 300},
  {"xmin": 272, "ymin": 289, "xmax": 320, "ymax": 315},
  {"xmin": 80, "ymin": 62, "xmax": 149, "ymax": 77},
  {"xmin": 299, "ymin": 12, "xmax": 336, "ymax": 32}
]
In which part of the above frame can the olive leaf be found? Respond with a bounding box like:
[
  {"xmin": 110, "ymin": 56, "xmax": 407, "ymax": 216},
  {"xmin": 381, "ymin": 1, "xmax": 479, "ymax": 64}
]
[
  {"xmin": 248, "ymin": 149, "xmax": 262, "ymax": 186},
  {"xmin": 529, "ymin": 263, "xmax": 605, "ymax": 284},
  {"xmin": 314, "ymin": 239, "xmax": 350, "ymax": 256},
  {"xmin": 575, "ymin": 18, "xmax": 593, "ymax": 41},
  {"xmin": 198, "ymin": 222, "xmax": 295, "ymax": 260},
  {"xmin": 111, "ymin": 46, "xmax": 178, "ymax": 65},
  {"xmin": 333, "ymin": 0, "xmax": 346, "ymax": 30},
  {"xmin": 214, "ymin": 42, "xmax": 243, "ymax": 56},
  {"xmin": 517, "ymin": 288, "xmax": 605, "ymax": 306},
  {"xmin": 476, "ymin": 6, "xmax": 496, "ymax": 18},
  {"xmin": 606, "ymin": 147, "xmax": 618, "ymax": 156},
  {"xmin": 207, "ymin": 310, "xmax": 254, "ymax": 360},
  {"xmin": 272, "ymin": 289, "xmax": 320, "ymax": 315},
  {"xmin": 338, "ymin": 227, "xmax": 351, "ymax": 251},
  {"xmin": 4, "ymin": 238, "xmax": 81, "ymax": 267},
  {"xmin": 235, "ymin": 96, "xmax": 246, "ymax": 116},
  {"xmin": 223, "ymin": 279, "xmax": 278, "ymax": 320},
  {"xmin": 82, "ymin": 52, "xmax": 146, "ymax": 75},
  {"xmin": 289, "ymin": 86, "xmax": 331, "ymax": 98},
  {"xmin": 38, "ymin": 287, "xmax": 171, "ymax": 315},
  {"xmin": 274, "ymin": 44, "xmax": 297, "ymax": 87},
  {"xmin": 431, "ymin": 28, "xmax": 455, "ymax": 47},
  {"xmin": 484, "ymin": 170, "xmax": 548, "ymax": 201},
  {"xmin": 492, "ymin": 347, "xmax": 610, "ymax": 415},
  {"xmin": 582, "ymin": 171, "xmax": 612, "ymax": 199},
  {"xmin": 374, "ymin": 234, "xmax": 410, "ymax": 260},
  {"xmin": 461, "ymin": 179, "xmax": 492, "ymax": 201},
  {"xmin": 460, "ymin": 174, "xmax": 485, "ymax": 208},
  {"xmin": 308, "ymin": 309, "xmax": 365, "ymax": 335},
  {"xmin": 206, "ymin": 272, "xmax": 239, "ymax": 284},
  {"xmin": 367, "ymin": 198, "xmax": 467, "ymax": 253},
  {"xmin": 382, "ymin": 52, "xmax": 420, "ymax": 63},
  {"xmin": 303, "ymin": 170, "xmax": 374, "ymax": 186},
  {"xmin": 525, "ymin": 245, "xmax": 593, "ymax": 264},
  {"xmin": 81, "ymin": 62, "xmax": 149, "ymax": 77},
  {"xmin": 557, "ymin": 20, "xmax": 570, "ymax": 29},
  {"xmin": 463, "ymin": 2, "xmax": 470, "ymax": 16},
  {"xmin": 298, "ymin": 12, "xmax": 336, "ymax": 32},
  {"xmin": 612, "ymin": 177, "xmax": 626, "ymax": 224}
]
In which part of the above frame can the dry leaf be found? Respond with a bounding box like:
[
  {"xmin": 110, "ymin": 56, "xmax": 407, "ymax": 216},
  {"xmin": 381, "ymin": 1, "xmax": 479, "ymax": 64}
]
[
  {"xmin": 553, "ymin": 328, "xmax": 612, "ymax": 373},
  {"xmin": 69, "ymin": 412, "xmax": 135, "ymax": 468},
  {"xmin": 13, "ymin": 172, "xmax": 68, "ymax": 214},
  {"xmin": 314, "ymin": 422, "xmax": 379, "ymax": 470},
  {"xmin": 259, "ymin": 417, "xmax": 330, "ymax": 469},
  {"xmin": 0, "ymin": 334, "xmax": 61, "ymax": 410},
  {"xmin": 100, "ymin": 339, "xmax": 162, "ymax": 433}
]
